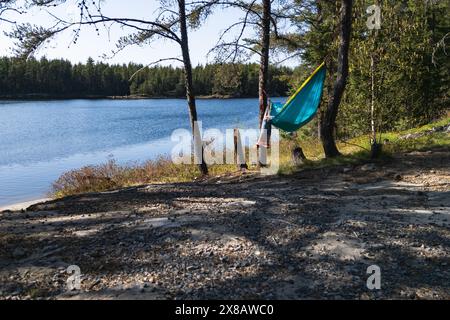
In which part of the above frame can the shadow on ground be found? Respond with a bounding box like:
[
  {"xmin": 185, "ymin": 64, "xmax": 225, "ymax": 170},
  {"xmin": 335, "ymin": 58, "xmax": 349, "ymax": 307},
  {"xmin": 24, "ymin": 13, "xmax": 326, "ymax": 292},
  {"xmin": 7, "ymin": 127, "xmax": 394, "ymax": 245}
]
[{"xmin": 0, "ymin": 148, "xmax": 449, "ymax": 299}]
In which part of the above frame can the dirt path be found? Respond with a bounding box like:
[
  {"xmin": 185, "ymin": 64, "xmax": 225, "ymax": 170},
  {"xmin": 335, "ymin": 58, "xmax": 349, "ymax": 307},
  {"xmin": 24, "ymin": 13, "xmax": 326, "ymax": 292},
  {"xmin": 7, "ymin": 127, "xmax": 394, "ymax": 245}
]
[{"xmin": 1, "ymin": 148, "xmax": 449, "ymax": 300}]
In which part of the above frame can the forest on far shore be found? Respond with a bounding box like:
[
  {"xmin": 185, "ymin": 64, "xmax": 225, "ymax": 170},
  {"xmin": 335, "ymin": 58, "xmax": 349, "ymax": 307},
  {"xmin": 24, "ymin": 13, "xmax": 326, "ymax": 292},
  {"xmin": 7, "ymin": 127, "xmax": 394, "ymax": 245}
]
[
  {"xmin": 0, "ymin": 56, "xmax": 292, "ymax": 99},
  {"xmin": 0, "ymin": 0, "xmax": 448, "ymax": 142}
]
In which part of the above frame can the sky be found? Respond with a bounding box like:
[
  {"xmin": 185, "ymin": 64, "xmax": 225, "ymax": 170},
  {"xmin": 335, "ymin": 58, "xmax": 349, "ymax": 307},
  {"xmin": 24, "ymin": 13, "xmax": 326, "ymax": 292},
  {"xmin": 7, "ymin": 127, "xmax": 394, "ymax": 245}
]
[{"xmin": 0, "ymin": 0, "xmax": 297, "ymax": 67}]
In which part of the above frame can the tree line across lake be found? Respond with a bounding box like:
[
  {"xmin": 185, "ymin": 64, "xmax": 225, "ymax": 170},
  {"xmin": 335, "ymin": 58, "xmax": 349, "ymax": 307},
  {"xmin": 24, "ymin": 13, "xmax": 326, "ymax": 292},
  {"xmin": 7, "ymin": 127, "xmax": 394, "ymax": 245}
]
[{"xmin": 0, "ymin": 56, "xmax": 292, "ymax": 99}]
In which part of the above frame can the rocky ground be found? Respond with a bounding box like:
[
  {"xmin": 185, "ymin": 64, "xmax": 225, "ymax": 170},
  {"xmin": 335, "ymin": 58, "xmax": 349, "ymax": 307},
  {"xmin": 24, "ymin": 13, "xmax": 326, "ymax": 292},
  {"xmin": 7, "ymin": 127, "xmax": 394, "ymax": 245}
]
[{"xmin": 0, "ymin": 147, "xmax": 449, "ymax": 300}]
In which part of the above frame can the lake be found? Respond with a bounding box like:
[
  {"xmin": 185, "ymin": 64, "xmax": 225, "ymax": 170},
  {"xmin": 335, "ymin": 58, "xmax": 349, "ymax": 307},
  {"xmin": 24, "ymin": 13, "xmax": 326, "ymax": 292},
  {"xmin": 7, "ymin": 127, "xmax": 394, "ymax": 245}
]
[{"xmin": 0, "ymin": 98, "xmax": 284, "ymax": 207}]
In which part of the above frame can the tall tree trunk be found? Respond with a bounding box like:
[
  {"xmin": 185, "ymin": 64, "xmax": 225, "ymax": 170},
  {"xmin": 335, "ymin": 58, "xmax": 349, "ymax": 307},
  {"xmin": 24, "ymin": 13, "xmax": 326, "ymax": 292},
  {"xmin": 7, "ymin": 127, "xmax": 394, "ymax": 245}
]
[
  {"xmin": 257, "ymin": 0, "xmax": 271, "ymax": 167},
  {"xmin": 317, "ymin": 112, "xmax": 322, "ymax": 139},
  {"xmin": 179, "ymin": 0, "xmax": 208, "ymax": 175},
  {"xmin": 320, "ymin": 0, "xmax": 353, "ymax": 158},
  {"xmin": 316, "ymin": 0, "xmax": 323, "ymax": 140},
  {"xmin": 370, "ymin": 54, "xmax": 376, "ymax": 143},
  {"xmin": 258, "ymin": 0, "xmax": 271, "ymax": 127}
]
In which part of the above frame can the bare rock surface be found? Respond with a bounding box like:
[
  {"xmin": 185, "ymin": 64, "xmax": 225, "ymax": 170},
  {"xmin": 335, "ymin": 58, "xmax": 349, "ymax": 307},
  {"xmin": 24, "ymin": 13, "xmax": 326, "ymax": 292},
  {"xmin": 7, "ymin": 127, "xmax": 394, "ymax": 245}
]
[{"xmin": 1, "ymin": 147, "xmax": 449, "ymax": 300}]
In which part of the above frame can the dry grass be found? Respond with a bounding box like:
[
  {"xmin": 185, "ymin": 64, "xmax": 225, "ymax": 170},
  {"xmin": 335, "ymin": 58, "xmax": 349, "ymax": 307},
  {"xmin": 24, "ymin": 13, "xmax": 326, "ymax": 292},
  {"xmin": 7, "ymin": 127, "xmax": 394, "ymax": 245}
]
[
  {"xmin": 278, "ymin": 116, "xmax": 450, "ymax": 174},
  {"xmin": 52, "ymin": 117, "xmax": 450, "ymax": 198},
  {"xmin": 51, "ymin": 157, "xmax": 238, "ymax": 198}
]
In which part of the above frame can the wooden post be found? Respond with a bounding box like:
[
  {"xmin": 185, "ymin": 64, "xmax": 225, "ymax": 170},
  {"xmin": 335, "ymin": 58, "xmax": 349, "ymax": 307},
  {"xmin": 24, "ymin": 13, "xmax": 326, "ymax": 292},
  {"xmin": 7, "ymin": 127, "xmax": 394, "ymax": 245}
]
[
  {"xmin": 258, "ymin": 145, "xmax": 268, "ymax": 168},
  {"xmin": 234, "ymin": 128, "xmax": 248, "ymax": 171}
]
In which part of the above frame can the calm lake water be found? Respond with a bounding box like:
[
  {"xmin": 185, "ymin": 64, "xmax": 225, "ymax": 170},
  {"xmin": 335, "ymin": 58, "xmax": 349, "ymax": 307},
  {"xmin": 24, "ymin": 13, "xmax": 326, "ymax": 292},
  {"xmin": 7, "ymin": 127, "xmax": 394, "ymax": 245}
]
[{"xmin": 0, "ymin": 98, "xmax": 284, "ymax": 207}]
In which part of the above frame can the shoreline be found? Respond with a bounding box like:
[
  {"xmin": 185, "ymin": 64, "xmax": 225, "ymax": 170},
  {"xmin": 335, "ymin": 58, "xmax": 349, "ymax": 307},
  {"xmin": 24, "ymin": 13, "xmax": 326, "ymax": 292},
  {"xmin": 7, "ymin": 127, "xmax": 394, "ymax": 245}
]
[
  {"xmin": 0, "ymin": 198, "xmax": 51, "ymax": 212},
  {"xmin": 0, "ymin": 94, "xmax": 283, "ymax": 101},
  {"xmin": 1, "ymin": 148, "xmax": 449, "ymax": 299}
]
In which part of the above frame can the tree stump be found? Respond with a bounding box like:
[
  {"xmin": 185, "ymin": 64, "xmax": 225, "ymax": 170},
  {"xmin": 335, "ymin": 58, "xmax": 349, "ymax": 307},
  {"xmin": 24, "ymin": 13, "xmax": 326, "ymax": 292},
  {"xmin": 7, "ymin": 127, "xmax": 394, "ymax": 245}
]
[{"xmin": 292, "ymin": 147, "xmax": 307, "ymax": 165}]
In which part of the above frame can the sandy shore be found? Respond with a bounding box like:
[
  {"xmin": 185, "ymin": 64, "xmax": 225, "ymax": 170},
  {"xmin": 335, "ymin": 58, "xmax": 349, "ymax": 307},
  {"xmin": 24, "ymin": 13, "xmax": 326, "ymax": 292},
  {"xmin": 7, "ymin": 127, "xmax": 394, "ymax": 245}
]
[
  {"xmin": 1, "ymin": 147, "xmax": 449, "ymax": 300},
  {"xmin": 0, "ymin": 198, "xmax": 51, "ymax": 212}
]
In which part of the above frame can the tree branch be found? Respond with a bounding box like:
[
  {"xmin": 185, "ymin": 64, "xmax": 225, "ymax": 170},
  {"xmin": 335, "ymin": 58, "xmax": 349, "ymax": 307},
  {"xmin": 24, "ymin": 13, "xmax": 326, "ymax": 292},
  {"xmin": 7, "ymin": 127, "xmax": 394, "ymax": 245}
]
[{"xmin": 129, "ymin": 57, "xmax": 184, "ymax": 82}]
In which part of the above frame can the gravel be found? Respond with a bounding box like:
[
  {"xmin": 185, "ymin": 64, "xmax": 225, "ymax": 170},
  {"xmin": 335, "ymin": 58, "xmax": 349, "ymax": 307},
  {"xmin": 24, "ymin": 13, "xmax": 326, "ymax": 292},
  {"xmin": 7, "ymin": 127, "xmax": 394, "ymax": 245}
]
[{"xmin": 0, "ymin": 148, "xmax": 449, "ymax": 300}]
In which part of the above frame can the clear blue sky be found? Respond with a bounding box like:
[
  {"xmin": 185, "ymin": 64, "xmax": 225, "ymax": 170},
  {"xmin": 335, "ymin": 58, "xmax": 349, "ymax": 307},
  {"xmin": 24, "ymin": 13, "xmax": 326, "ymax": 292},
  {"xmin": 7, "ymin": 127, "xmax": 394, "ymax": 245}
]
[{"xmin": 0, "ymin": 0, "xmax": 297, "ymax": 67}]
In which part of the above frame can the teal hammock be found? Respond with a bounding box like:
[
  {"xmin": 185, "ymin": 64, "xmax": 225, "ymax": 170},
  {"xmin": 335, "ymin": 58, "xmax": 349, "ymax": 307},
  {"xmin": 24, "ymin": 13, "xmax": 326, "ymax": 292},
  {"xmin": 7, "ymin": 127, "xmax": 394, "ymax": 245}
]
[{"xmin": 269, "ymin": 62, "xmax": 326, "ymax": 132}]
